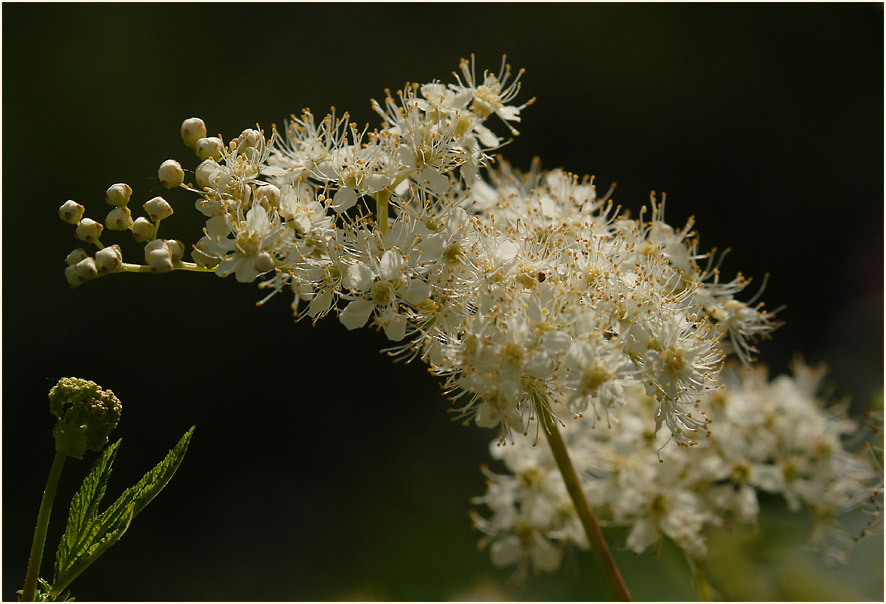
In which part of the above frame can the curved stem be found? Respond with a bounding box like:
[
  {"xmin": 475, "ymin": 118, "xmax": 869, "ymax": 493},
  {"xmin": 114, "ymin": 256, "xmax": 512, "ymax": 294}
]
[
  {"xmin": 537, "ymin": 402, "xmax": 632, "ymax": 601},
  {"xmin": 22, "ymin": 451, "xmax": 67, "ymax": 601}
]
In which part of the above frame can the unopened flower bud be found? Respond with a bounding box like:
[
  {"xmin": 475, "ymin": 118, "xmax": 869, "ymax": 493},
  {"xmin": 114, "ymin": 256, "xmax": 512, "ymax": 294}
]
[
  {"xmin": 144, "ymin": 239, "xmax": 166, "ymax": 256},
  {"xmin": 48, "ymin": 377, "xmax": 122, "ymax": 458},
  {"xmin": 63, "ymin": 264, "xmax": 79, "ymax": 287},
  {"xmin": 65, "ymin": 248, "xmax": 89, "ymax": 266},
  {"xmin": 64, "ymin": 257, "xmax": 97, "ymax": 286},
  {"xmin": 195, "ymin": 136, "xmax": 223, "ymax": 161},
  {"xmin": 74, "ymin": 218, "xmax": 103, "ymax": 243},
  {"xmin": 166, "ymin": 239, "xmax": 185, "ymax": 262},
  {"xmin": 192, "ymin": 236, "xmax": 220, "ymax": 269},
  {"xmin": 158, "ymin": 159, "xmax": 185, "ymax": 189},
  {"xmin": 144, "ymin": 196, "xmax": 174, "ymax": 222},
  {"xmin": 181, "ymin": 117, "xmax": 207, "ymax": 148},
  {"xmin": 237, "ymin": 128, "xmax": 262, "ymax": 149},
  {"xmin": 95, "ymin": 245, "xmax": 123, "ymax": 274},
  {"xmin": 254, "ymin": 251, "xmax": 275, "ymax": 273},
  {"xmin": 145, "ymin": 239, "xmax": 173, "ymax": 272},
  {"xmin": 105, "ymin": 206, "xmax": 133, "ymax": 230},
  {"xmin": 195, "ymin": 159, "xmax": 220, "ymax": 190},
  {"xmin": 254, "ymin": 184, "xmax": 280, "ymax": 208},
  {"xmin": 131, "ymin": 216, "xmax": 154, "ymax": 242},
  {"xmin": 104, "ymin": 183, "xmax": 132, "ymax": 207},
  {"xmin": 59, "ymin": 200, "xmax": 85, "ymax": 224}
]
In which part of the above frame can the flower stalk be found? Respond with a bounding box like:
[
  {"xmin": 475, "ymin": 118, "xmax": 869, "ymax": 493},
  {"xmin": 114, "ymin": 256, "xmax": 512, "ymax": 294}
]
[
  {"xmin": 687, "ymin": 555, "xmax": 715, "ymax": 601},
  {"xmin": 21, "ymin": 450, "xmax": 67, "ymax": 602},
  {"xmin": 538, "ymin": 401, "xmax": 632, "ymax": 601},
  {"xmin": 375, "ymin": 189, "xmax": 392, "ymax": 235}
]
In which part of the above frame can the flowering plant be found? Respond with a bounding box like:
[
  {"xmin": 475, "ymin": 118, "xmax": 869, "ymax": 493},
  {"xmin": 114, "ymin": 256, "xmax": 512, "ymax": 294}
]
[
  {"xmin": 19, "ymin": 378, "xmax": 192, "ymax": 602},
  {"xmin": 51, "ymin": 55, "xmax": 881, "ymax": 600}
]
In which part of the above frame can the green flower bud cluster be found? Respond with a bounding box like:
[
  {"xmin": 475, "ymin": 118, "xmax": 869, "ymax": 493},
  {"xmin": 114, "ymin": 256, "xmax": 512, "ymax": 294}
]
[{"xmin": 48, "ymin": 377, "xmax": 122, "ymax": 458}]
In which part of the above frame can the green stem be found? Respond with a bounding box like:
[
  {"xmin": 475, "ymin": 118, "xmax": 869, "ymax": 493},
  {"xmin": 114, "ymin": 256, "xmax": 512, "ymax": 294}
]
[
  {"xmin": 149, "ymin": 218, "xmax": 162, "ymax": 242},
  {"xmin": 686, "ymin": 554, "xmax": 715, "ymax": 601},
  {"xmin": 537, "ymin": 401, "xmax": 632, "ymax": 601},
  {"xmin": 375, "ymin": 189, "xmax": 391, "ymax": 235},
  {"xmin": 22, "ymin": 451, "xmax": 67, "ymax": 601},
  {"xmin": 120, "ymin": 262, "xmax": 215, "ymax": 273},
  {"xmin": 373, "ymin": 168, "xmax": 413, "ymax": 236}
]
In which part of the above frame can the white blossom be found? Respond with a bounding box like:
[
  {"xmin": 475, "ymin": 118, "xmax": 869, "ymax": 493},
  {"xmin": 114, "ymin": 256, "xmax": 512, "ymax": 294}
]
[{"xmin": 58, "ymin": 57, "xmax": 880, "ymax": 585}]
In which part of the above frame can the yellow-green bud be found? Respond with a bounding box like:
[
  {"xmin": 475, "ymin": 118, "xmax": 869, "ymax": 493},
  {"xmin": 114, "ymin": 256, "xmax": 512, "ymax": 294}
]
[{"xmin": 48, "ymin": 377, "xmax": 122, "ymax": 458}]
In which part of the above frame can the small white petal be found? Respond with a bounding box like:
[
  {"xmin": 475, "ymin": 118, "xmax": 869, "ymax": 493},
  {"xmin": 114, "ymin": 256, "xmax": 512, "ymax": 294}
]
[
  {"xmin": 331, "ymin": 187, "xmax": 358, "ymax": 212},
  {"xmin": 489, "ymin": 536, "xmax": 522, "ymax": 568},
  {"xmin": 205, "ymin": 215, "xmax": 230, "ymax": 238},
  {"xmin": 381, "ymin": 310, "xmax": 407, "ymax": 341},
  {"xmin": 418, "ymin": 167, "xmax": 450, "ymax": 196},
  {"xmin": 307, "ymin": 290, "xmax": 332, "ymax": 318},
  {"xmin": 362, "ymin": 173, "xmax": 390, "ymax": 194},
  {"xmin": 404, "ymin": 279, "xmax": 432, "ymax": 305},
  {"xmin": 379, "ymin": 250, "xmax": 404, "ymax": 281},
  {"xmin": 344, "ymin": 263, "xmax": 374, "ymax": 291},
  {"xmin": 475, "ymin": 124, "xmax": 500, "ymax": 147},
  {"xmin": 339, "ymin": 299, "xmax": 374, "ymax": 330},
  {"xmin": 626, "ymin": 518, "xmax": 659, "ymax": 554},
  {"xmin": 496, "ymin": 240, "xmax": 519, "ymax": 262},
  {"xmin": 542, "ymin": 331, "xmax": 572, "ymax": 353}
]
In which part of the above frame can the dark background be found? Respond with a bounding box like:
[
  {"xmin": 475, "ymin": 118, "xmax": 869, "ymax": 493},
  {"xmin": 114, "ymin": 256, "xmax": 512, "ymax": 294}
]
[{"xmin": 3, "ymin": 3, "xmax": 883, "ymax": 601}]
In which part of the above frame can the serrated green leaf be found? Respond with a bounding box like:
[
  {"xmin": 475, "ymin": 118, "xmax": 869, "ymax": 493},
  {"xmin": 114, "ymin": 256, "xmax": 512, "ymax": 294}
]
[
  {"xmin": 50, "ymin": 506, "xmax": 134, "ymax": 599},
  {"xmin": 50, "ymin": 427, "xmax": 194, "ymax": 598},
  {"xmin": 106, "ymin": 425, "xmax": 195, "ymax": 520},
  {"xmin": 52, "ymin": 439, "xmax": 121, "ymax": 582}
]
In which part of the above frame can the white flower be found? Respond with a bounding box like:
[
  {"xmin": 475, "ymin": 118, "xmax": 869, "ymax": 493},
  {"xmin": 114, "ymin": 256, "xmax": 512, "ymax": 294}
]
[
  {"xmin": 60, "ymin": 57, "xmax": 881, "ymax": 586},
  {"xmin": 561, "ymin": 336, "xmax": 635, "ymax": 420},
  {"xmin": 213, "ymin": 205, "xmax": 285, "ymax": 282},
  {"xmin": 452, "ymin": 54, "xmax": 533, "ymax": 134}
]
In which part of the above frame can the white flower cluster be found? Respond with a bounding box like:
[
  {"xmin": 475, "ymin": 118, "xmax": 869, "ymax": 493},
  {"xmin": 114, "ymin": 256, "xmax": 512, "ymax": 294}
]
[
  {"xmin": 472, "ymin": 362, "xmax": 883, "ymax": 579},
  {"xmin": 59, "ymin": 56, "xmax": 779, "ymax": 448},
  {"xmin": 59, "ymin": 55, "xmax": 882, "ymax": 590}
]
